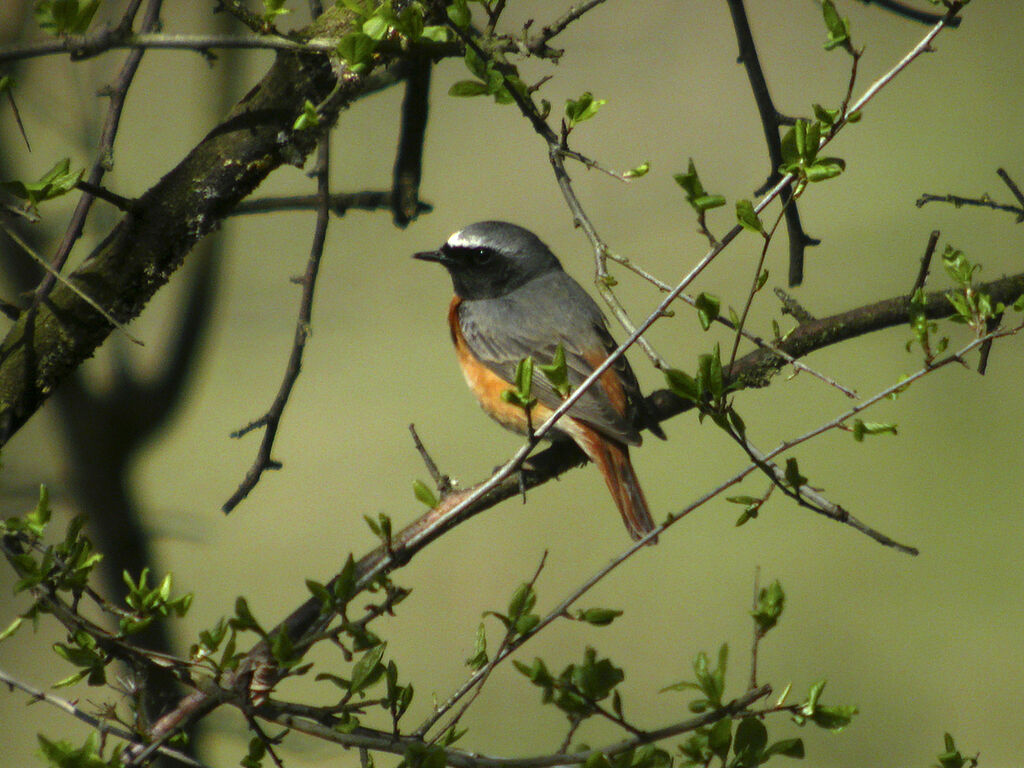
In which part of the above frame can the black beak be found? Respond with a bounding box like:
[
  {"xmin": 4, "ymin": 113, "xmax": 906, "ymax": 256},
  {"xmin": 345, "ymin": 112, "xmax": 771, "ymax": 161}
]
[{"xmin": 413, "ymin": 249, "xmax": 444, "ymax": 263}]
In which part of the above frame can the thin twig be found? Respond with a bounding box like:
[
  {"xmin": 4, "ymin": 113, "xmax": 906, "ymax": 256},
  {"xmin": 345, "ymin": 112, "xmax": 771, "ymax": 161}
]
[
  {"xmin": 724, "ymin": 0, "xmax": 819, "ymax": 286},
  {"xmin": 425, "ymin": 553, "xmax": 549, "ymax": 743},
  {"xmin": 916, "ymin": 192, "xmax": 1024, "ymax": 220},
  {"xmin": 857, "ymin": 0, "xmax": 961, "ymax": 26},
  {"xmin": 31, "ymin": 0, "xmax": 164, "ymax": 307},
  {"xmin": 391, "ymin": 55, "xmax": 432, "ymax": 227},
  {"xmin": 996, "ymin": 168, "xmax": 1024, "ymax": 211},
  {"xmin": 223, "ymin": 136, "xmax": 333, "ymax": 513},
  {"xmin": 0, "ymin": 219, "xmax": 143, "ymax": 345},
  {"xmin": 526, "ymin": 0, "xmax": 610, "ymax": 54},
  {"xmin": 268, "ymin": 685, "xmax": 771, "ymax": 768},
  {"xmin": 0, "ymin": 668, "xmax": 209, "ymax": 768},
  {"xmin": 409, "ymin": 423, "xmax": 448, "ymax": 490},
  {"xmin": 909, "ymin": 230, "xmax": 940, "ymax": 297}
]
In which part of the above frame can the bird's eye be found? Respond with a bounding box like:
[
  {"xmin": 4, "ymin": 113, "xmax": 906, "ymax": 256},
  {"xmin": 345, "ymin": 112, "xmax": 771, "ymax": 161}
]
[{"xmin": 471, "ymin": 248, "xmax": 493, "ymax": 265}]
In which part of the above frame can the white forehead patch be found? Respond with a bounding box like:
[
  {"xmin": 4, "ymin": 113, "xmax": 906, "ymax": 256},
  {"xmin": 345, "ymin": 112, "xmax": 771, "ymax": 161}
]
[{"xmin": 446, "ymin": 229, "xmax": 488, "ymax": 250}]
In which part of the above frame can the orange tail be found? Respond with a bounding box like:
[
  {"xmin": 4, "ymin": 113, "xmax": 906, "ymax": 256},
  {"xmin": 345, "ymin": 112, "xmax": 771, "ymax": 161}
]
[{"xmin": 572, "ymin": 425, "xmax": 658, "ymax": 544}]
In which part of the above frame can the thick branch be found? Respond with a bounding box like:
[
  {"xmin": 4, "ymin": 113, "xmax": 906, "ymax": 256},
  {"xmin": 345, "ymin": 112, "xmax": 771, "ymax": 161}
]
[{"xmin": 0, "ymin": 8, "xmax": 374, "ymax": 446}]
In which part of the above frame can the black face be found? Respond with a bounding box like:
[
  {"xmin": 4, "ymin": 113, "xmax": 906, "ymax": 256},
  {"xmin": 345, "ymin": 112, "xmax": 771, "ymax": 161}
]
[{"xmin": 414, "ymin": 221, "xmax": 564, "ymax": 300}]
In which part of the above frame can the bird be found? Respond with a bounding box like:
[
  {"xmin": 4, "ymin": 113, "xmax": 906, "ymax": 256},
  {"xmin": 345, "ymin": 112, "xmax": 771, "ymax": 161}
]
[{"xmin": 414, "ymin": 221, "xmax": 665, "ymax": 542}]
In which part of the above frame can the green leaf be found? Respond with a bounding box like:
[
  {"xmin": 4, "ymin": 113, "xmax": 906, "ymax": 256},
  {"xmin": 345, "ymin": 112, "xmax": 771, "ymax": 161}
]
[
  {"xmin": 507, "ymin": 582, "xmax": 537, "ymax": 622},
  {"xmin": 822, "ymin": 0, "xmax": 853, "ymax": 52},
  {"xmin": 565, "ymin": 91, "xmax": 607, "ymax": 128},
  {"xmin": 337, "ymin": 31, "xmax": 376, "ymax": 69},
  {"xmin": 262, "ymin": 0, "xmax": 290, "ymax": 23},
  {"xmin": 362, "ymin": 14, "xmax": 390, "ymax": 40},
  {"xmin": 674, "ymin": 159, "xmax": 725, "ymax": 213},
  {"xmin": 733, "ymin": 717, "xmax": 768, "ymax": 763},
  {"xmin": 694, "ymin": 292, "xmax": 720, "ymax": 331},
  {"xmin": 419, "ymin": 25, "xmax": 449, "ymax": 43},
  {"xmin": 576, "ymin": 607, "xmax": 623, "ymax": 626},
  {"xmin": 34, "ymin": 0, "xmax": 101, "ymax": 36},
  {"xmin": 665, "ymin": 368, "xmax": 700, "ymax": 403},
  {"xmin": 448, "ymin": 80, "xmax": 489, "ymax": 98},
  {"xmin": 764, "ymin": 738, "xmax": 805, "ymax": 758},
  {"xmin": 349, "ymin": 643, "xmax": 387, "ymax": 695},
  {"xmin": 707, "ymin": 717, "xmax": 732, "ymax": 762},
  {"xmin": 851, "ymin": 419, "xmax": 898, "ymax": 441},
  {"xmin": 736, "ymin": 199, "xmax": 764, "ymax": 234},
  {"xmin": 2, "ymin": 157, "xmax": 83, "ymax": 210},
  {"xmin": 538, "ymin": 344, "xmax": 571, "ymax": 398},
  {"xmin": 0, "ymin": 616, "xmax": 24, "ymax": 641},
  {"xmin": 446, "ymin": 0, "xmax": 471, "ymax": 28},
  {"xmin": 783, "ymin": 457, "xmax": 806, "ymax": 490},
  {"xmin": 465, "ymin": 622, "xmax": 488, "ymax": 670},
  {"xmin": 624, "ymin": 161, "xmax": 650, "ymax": 179},
  {"xmin": 751, "ymin": 579, "xmax": 785, "ymax": 634},
  {"xmin": 412, "ymin": 479, "xmax": 438, "ymax": 508}
]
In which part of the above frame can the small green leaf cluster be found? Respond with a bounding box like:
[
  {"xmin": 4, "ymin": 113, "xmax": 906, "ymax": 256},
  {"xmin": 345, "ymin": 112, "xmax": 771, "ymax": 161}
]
[
  {"xmin": 679, "ymin": 717, "xmax": 805, "ymax": 768},
  {"xmin": 585, "ymin": 745, "xmax": 672, "ymax": 768},
  {"xmin": 934, "ymin": 732, "xmax": 978, "ymax": 768},
  {"xmin": 751, "ymin": 580, "xmax": 785, "ymax": 635},
  {"xmin": 666, "ymin": 644, "xmax": 804, "ymax": 768},
  {"xmin": 292, "ymin": 99, "xmax": 321, "ymax": 131},
  {"xmin": 694, "ymin": 293, "xmax": 721, "ymax": 332},
  {"xmin": 661, "ymin": 643, "xmax": 730, "ymax": 712},
  {"xmin": 821, "ymin": 0, "xmax": 853, "ymax": 53},
  {"xmin": 907, "ymin": 286, "xmax": 947, "ymax": 361},
  {"xmin": 448, "ymin": 46, "xmax": 526, "ymax": 104},
  {"xmin": 337, "ymin": 1, "xmax": 449, "ymax": 72},
  {"xmin": 941, "ymin": 246, "xmax": 1015, "ymax": 333},
  {"xmin": 791, "ymin": 680, "xmax": 857, "ymax": 732},
  {"xmin": 664, "ymin": 343, "xmax": 743, "ymax": 423},
  {"xmin": 540, "ymin": 343, "xmax": 572, "ymax": 398},
  {"xmin": 565, "ymin": 92, "xmax": 607, "ymax": 130},
  {"xmin": 675, "ymin": 160, "xmax": 725, "ymax": 215},
  {"xmin": 261, "ymin": 0, "xmax": 290, "ymax": 26},
  {"xmin": 486, "ymin": 581, "xmax": 541, "ymax": 637},
  {"xmin": 34, "ymin": 0, "xmax": 100, "ymax": 37},
  {"xmin": 727, "ymin": 491, "xmax": 768, "ymax": 527},
  {"xmin": 501, "ymin": 356, "xmax": 538, "ymax": 410},
  {"xmin": 364, "ymin": 512, "xmax": 394, "ymax": 546},
  {"xmin": 779, "ymin": 120, "xmax": 845, "ymax": 187},
  {"xmin": 514, "ymin": 646, "xmax": 625, "ymax": 720},
  {"xmin": 37, "ymin": 732, "xmax": 123, "ymax": 768},
  {"xmin": 120, "ymin": 568, "xmax": 193, "ymax": 636},
  {"xmin": 1, "ymin": 489, "xmax": 122, "ymax": 669},
  {"xmin": 2, "ymin": 158, "xmax": 83, "ymax": 212}
]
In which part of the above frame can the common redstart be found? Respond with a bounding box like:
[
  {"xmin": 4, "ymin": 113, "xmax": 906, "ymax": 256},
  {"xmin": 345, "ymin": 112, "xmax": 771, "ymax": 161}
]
[{"xmin": 414, "ymin": 221, "xmax": 665, "ymax": 542}]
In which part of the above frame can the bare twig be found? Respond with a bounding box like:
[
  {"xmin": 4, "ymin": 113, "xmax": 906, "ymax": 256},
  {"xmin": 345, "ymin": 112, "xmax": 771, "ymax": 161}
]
[
  {"xmin": 909, "ymin": 230, "xmax": 940, "ymax": 297},
  {"xmin": 724, "ymin": 0, "xmax": 819, "ymax": 286},
  {"xmin": 0, "ymin": 219, "xmax": 143, "ymax": 344},
  {"xmin": 223, "ymin": 137, "xmax": 333, "ymax": 513},
  {"xmin": 391, "ymin": 55, "xmax": 432, "ymax": 226},
  {"xmin": 31, "ymin": 0, "xmax": 165, "ymax": 307},
  {"xmin": 0, "ymin": 668, "xmax": 209, "ymax": 768},
  {"xmin": 857, "ymin": 0, "xmax": 961, "ymax": 26},
  {"xmin": 409, "ymin": 423, "xmax": 449, "ymax": 491},
  {"xmin": 526, "ymin": 0, "xmax": 610, "ymax": 55},
  {"xmin": 916, "ymin": 191, "xmax": 1024, "ymax": 220},
  {"xmin": 996, "ymin": 168, "xmax": 1024, "ymax": 212}
]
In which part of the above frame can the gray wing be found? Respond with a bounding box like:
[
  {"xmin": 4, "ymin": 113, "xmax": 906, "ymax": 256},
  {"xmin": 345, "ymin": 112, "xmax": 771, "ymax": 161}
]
[{"xmin": 458, "ymin": 270, "xmax": 644, "ymax": 445}]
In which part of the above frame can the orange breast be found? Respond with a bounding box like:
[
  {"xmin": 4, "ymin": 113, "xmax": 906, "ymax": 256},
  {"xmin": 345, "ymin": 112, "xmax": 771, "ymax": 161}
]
[{"xmin": 448, "ymin": 296, "xmax": 562, "ymax": 436}]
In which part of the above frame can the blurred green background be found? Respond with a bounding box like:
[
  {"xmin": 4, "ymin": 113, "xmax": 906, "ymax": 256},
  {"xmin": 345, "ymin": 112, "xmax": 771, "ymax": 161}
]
[{"xmin": 1, "ymin": 2, "xmax": 1023, "ymax": 766}]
